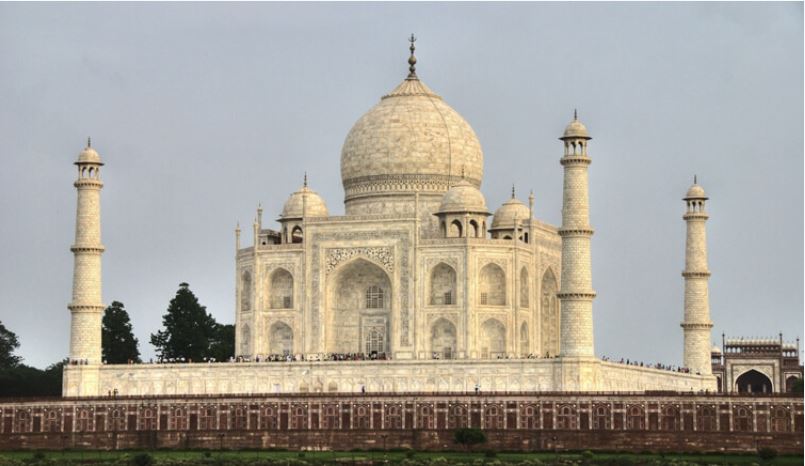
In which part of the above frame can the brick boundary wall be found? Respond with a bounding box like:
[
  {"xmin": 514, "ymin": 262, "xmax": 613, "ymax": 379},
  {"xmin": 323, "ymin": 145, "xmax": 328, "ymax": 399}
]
[{"xmin": 1, "ymin": 392, "xmax": 802, "ymax": 453}]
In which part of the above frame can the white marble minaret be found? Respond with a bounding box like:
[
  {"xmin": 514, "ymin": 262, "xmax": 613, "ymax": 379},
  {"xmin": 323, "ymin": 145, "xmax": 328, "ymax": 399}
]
[
  {"xmin": 681, "ymin": 177, "xmax": 713, "ymax": 375},
  {"xmin": 558, "ymin": 112, "xmax": 596, "ymax": 358},
  {"xmin": 68, "ymin": 139, "xmax": 105, "ymax": 365}
]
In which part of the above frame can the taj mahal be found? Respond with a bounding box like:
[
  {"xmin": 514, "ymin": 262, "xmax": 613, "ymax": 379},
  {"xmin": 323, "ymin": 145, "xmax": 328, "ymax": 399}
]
[{"xmin": 63, "ymin": 39, "xmax": 718, "ymax": 397}]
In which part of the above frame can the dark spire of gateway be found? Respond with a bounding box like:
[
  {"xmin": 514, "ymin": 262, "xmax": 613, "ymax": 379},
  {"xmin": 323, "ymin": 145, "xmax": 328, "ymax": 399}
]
[{"xmin": 407, "ymin": 33, "xmax": 418, "ymax": 79}]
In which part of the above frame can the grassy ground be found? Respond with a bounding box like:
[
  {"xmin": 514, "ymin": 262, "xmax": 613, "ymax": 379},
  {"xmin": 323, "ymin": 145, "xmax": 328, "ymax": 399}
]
[{"xmin": 0, "ymin": 450, "xmax": 801, "ymax": 465}]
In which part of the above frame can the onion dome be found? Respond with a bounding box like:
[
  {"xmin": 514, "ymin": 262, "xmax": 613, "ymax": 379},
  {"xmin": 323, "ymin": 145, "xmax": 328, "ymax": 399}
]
[
  {"xmin": 685, "ymin": 177, "xmax": 708, "ymax": 200},
  {"xmin": 560, "ymin": 110, "xmax": 591, "ymax": 140},
  {"xmin": 280, "ymin": 176, "xmax": 329, "ymax": 219},
  {"xmin": 490, "ymin": 188, "xmax": 531, "ymax": 230},
  {"xmin": 76, "ymin": 137, "xmax": 102, "ymax": 164},
  {"xmin": 340, "ymin": 37, "xmax": 483, "ymax": 209},
  {"xmin": 437, "ymin": 178, "xmax": 489, "ymax": 215}
]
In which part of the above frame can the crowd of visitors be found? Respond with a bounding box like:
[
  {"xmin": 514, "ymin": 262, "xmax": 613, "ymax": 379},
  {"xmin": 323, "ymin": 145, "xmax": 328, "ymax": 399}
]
[{"xmin": 89, "ymin": 353, "xmax": 699, "ymax": 376}]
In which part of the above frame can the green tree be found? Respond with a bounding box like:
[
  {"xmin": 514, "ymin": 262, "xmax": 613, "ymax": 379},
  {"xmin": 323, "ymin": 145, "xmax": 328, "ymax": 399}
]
[
  {"xmin": 102, "ymin": 301, "xmax": 141, "ymax": 364},
  {"xmin": 453, "ymin": 427, "xmax": 487, "ymax": 451},
  {"xmin": 209, "ymin": 323, "xmax": 235, "ymax": 361},
  {"xmin": 792, "ymin": 377, "xmax": 804, "ymax": 395},
  {"xmin": 150, "ymin": 283, "xmax": 219, "ymax": 362},
  {"xmin": 0, "ymin": 360, "xmax": 64, "ymax": 397},
  {"xmin": 0, "ymin": 320, "xmax": 21, "ymax": 369}
]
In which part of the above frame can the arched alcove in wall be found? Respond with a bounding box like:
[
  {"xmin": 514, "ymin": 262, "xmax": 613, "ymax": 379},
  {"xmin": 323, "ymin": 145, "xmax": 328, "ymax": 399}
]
[
  {"xmin": 326, "ymin": 258, "xmax": 392, "ymax": 354},
  {"xmin": 735, "ymin": 369, "xmax": 773, "ymax": 394},
  {"xmin": 479, "ymin": 263, "xmax": 506, "ymax": 306},
  {"xmin": 430, "ymin": 263, "xmax": 456, "ymax": 305},
  {"xmin": 239, "ymin": 323, "xmax": 251, "ymax": 356},
  {"xmin": 540, "ymin": 268, "xmax": 560, "ymax": 357},
  {"xmin": 240, "ymin": 270, "xmax": 252, "ymax": 311},
  {"xmin": 269, "ymin": 322, "xmax": 293, "ymax": 355},
  {"xmin": 431, "ymin": 318, "xmax": 456, "ymax": 359},
  {"xmin": 269, "ymin": 268, "xmax": 294, "ymax": 309},
  {"xmin": 520, "ymin": 322, "xmax": 529, "ymax": 356},
  {"xmin": 520, "ymin": 266, "xmax": 529, "ymax": 308},
  {"xmin": 480, "ymin": 318, "xmax": 506, "ymax": 358}
]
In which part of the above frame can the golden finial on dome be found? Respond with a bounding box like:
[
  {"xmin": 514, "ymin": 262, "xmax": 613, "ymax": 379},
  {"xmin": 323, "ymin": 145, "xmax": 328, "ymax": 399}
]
[{"xmin": 407, "ymin": 33, "xmax": 418, "ymax": 79}]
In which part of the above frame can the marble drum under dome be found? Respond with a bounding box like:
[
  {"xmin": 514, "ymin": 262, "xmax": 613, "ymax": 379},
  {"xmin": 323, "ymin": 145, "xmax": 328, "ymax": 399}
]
[{"xmin": 340, "ymin": 72, "xmax": 483, "ymax": 217}]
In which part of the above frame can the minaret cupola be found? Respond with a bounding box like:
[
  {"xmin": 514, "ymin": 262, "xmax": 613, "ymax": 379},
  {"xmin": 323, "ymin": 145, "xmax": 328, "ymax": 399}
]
[{"xmin": 560, "ymin": 110, "xmax": 591, "ymax": 157}]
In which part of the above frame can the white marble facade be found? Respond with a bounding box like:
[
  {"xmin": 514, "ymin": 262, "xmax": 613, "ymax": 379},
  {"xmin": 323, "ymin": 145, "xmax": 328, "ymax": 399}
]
[{"xmin": 234, "ymin": 64, "xmax": 565, "ymax": 363}]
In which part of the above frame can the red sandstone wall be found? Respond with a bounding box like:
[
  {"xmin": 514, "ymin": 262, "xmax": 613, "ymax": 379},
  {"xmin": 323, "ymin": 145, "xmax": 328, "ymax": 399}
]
[{"xmin": 0, "ymin": 393, "xmax": 801, "ymax": 453}]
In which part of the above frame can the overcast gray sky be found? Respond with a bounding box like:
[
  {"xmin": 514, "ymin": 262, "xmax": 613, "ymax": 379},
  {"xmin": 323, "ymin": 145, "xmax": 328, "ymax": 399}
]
[{"xmin": 1, "ymin": 2, "xmax": 802, "ymax": 369}]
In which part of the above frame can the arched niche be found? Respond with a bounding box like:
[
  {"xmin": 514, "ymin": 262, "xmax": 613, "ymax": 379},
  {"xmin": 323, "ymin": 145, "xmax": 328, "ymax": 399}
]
[
  {"xmin": 326, "ymin": 258, "xmax": 392, "ymax": 355},
  {"xmin": 239, "ymin": 323, "xmax": 251, "ymax": 356},
  {"xmin": 431, "ymin": 318, "xmax": 457, "ymax": 359},
  {"xmin": 479, "ymin": 263, "xmax": 506, "ymax": 306},
  {"xmin": 269, "ymin": 268, "xmax": 294, "ymax": 309},
  {"xmin": 540, "ymin": 268, "xmax": 559, "ymax": 357},
  {"xmin": 736, "ymin": 369, "xmax": 773, "ymax": 394},
  {"xmin": 430, "ymin": 262, "xmax": 457, "ymax": 305},
  {"xmin": 291, "ymin": 225, "xmax": 303, "ymax": 243},
  {"xmin": 269, "ymin": 322, "xmax": 293, "ymax": 355},
  {"xmin": 519, "ymin": 266, "xmax": 529, "ymax": 308},
  {"xmin": 240, "ymin": 270, "xmax": 252, "ymax": 312},
  {"xmin": 449, "ymin": 219, "xmax": 463, "ymax": 238},
  {"xmin": 468, "ymin": 219, "xmax": 479, "ymax": 238},
  {"xmin": 520, "ymin": 322, "xmax": 529, "ymax": 356},
  {"xmin": 480, "ymin": 318, "xmax": 506, "ymax": 358}
]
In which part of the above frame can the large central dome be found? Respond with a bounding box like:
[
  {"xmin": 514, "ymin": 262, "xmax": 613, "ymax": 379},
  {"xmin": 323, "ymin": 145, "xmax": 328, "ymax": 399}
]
[{"xmin": 340, "ymin": 54, "xmax": 484, "ymax": 216}]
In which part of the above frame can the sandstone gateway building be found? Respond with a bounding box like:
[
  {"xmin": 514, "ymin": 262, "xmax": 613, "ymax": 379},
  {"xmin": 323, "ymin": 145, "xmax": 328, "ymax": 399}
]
[{"xmin": 61, "ymin": 40, "xmax": 721, "ymax": 397}]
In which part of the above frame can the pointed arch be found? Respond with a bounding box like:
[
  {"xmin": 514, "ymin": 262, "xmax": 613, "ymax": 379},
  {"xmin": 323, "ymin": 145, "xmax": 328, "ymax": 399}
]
[
  {"xmin": 326, "ymin": 258, "xmax": 392, "ymax": 354},
  {"xmin": 468, "ymin": 219, "xmax": 479, "ymax": 238},
  {"xmin": 291, "ymin": 225, "xmax": 303, "ymax": 243},
  {"xmin": 240, "ymin": 270, "xmax": 252, "ymax": 312},
  {"xmin": 735, "ymin": 369, "xmax": 773, "ymax": 394},
  {"xmin": 540, "ymin": 267, "xmax": 560, "ymax": 357},
  {"xmin": 269, "ymin": 322, "xmax": 293, "ymax": 355},
  {"xmin": 520, "ymin": 266, "xmax": 530, "ymax": 308},
  {"xmin": 449, "ymin": 219, "xmax": 463, "ymax": 238},
  {"xmin": 520, "ymin": 322, "xmax": 529, "ymax": 356},
  {"xmin": 430, "ymin": 262, "xmax": 457, "ymax": 305},
  {"xmin": 269, "ymin": 268, "xmax": 294, "ymax": 309},
  {"xmin": 481, "ymin": 318, "xmax": 506, "ymax": 358},
  {"xmin": 430, "ymin": 318, "xmax": 457, "ymax": 359},
  {"xmin": 239, "ymin": 323, "xmax": 251, "ymax": 356},
  {"xmin": 479, "ymin": 263, "xmax": 506, "ymax": 306}
]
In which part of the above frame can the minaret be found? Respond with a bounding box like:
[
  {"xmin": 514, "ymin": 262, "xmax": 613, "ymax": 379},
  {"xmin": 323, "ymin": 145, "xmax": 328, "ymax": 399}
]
[
  {"xmin": 681, "ymin": 177, "xmax": 713, "ymax": 375},
  {"xmin": 68, "ymin": 138, "xmax": 105, "ymax": 365},
  {"xmin": 558, "ymin": 111, "xmax": 596, "ymax": 358}
]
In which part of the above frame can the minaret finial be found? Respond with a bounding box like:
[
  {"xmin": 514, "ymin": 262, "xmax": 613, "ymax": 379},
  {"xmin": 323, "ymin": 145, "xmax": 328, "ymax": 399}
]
[
  {"xmin": 694, "ymin": 174, "xmax": 697, "ymax": 185},
  {"xmin": 511, "ymin": 184, "xmax": 516, "ymax": 199},
  {"xmin": 573, "ymin": 109, "xmax": 578, "ymax": 121},
  {"xmin": 407, "ymin": 33, "xmax": 418, "ymax": 79},
  {"xmin": 87, "ymin": 136, "xmax": 91, "ymax": 148},
  {"xmin": 303, "ymin": 172, "xmax": 308, "ymax": 188}
]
